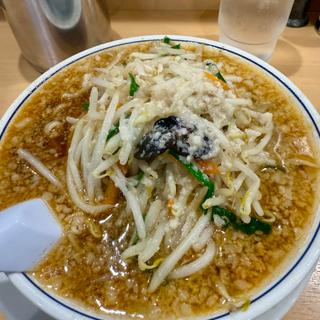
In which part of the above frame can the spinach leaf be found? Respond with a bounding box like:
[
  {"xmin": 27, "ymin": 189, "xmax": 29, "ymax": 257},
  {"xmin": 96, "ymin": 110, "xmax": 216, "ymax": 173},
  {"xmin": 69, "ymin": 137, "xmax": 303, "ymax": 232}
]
[
  {"xmin": 137, "ymin": 169, "xmax": 144, "ymax": 181},
  {"xmin": 163, "ymin": 36, "xmax": 181, "ymax": 49},
  {"xmin": 169, "ymin": 149, "xmax": 272, "ymax": 235},
  {"xmin": 82, "ymin": 101, "xmax": 89, "ymax": 111},
  {"xmin": 214, "ymin": 70, "xmax": 227, "ymax": 83},
  {"xmin": 212, "ymin": 206, "xmax": 271, "ymax": 235},
  {"xmin": 169, "ymin": 149, "xmax": 214, "ymax": 213},
  {"xmin": 106, "ymin": 123, "xmax": 119, "ymax": 141},
  {"xmin": 129, "ymin": 73, "xmax": 140, "ymax": 96},
  {"xmin": 163, "ymin": 36, "xmax": 171, "ymax": 44}
]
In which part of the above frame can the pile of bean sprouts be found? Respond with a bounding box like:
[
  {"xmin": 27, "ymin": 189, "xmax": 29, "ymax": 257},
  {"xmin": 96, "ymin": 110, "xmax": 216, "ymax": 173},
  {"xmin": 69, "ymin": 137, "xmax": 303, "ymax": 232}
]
[{"xmin": 19, "ymin": 40, "xmax": 280, "ymax": 293}]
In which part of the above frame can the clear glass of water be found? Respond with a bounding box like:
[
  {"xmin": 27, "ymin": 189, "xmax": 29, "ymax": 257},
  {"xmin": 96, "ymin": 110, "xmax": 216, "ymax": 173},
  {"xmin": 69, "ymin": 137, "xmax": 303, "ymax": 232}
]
[{"xmin": 218, "ymin": 0, "xmax": 294, "ymax": 61}]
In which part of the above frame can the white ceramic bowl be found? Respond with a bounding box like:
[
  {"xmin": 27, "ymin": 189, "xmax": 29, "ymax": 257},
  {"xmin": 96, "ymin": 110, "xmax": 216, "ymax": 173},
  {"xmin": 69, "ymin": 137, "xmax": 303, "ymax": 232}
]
[{"xmin": 1, "ymin": 35, "xmax": 320, "ymax": 320}]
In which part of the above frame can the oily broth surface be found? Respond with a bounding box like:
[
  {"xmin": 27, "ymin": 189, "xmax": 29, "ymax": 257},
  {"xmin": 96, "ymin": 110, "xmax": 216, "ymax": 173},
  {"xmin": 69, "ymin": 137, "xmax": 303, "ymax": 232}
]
[{"xmin": 0, "ymin": 42, "xmax": 319, "ymax": 319}]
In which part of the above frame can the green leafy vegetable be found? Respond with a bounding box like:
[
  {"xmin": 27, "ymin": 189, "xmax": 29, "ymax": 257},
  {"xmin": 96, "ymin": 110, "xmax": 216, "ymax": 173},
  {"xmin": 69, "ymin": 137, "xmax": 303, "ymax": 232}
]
[
  {"xmin": 132, "ymin": 231, "xmax": 139, "ymax": 245},
  {"xmin": 82, "ymin": 101, "xmax": 89, "ymax": 111},
  {"xmin": 240, "ymin": 299, "xmax": 251, "ymax": 311},
  {"xmin": 169, "ymin": 148, "xmax": 272, "ymax": 235},
  {"xmin": 169, "ymin": 149, "xmax": 214, "ymax": 212},
  {"xmin": 106, "ymin": 123, "xmax": 119, "ymax": 140},
  {"xmin": 163, "ymin": 36, "xmax": 181, "ymax": 49},
  {"xmin": 129, "ymin": 72, "xmax": 140, "ymax": 96},
  {"xmin": 211, "ymin": 206, "xmax": 236, "ymax": 226},
  {"xmin": 163, "ymin": 36, "xmax": 171, "ymax": 44},
  {"xmin": 205, "ymin": 62, "xmax": 227, "ymax": 83},
  {"xmin": 107, "ymin": 113, "xmax": 133, "ymax": 141},
  {"xmin": 137, "ymin": 169, "xmax": 145, "ymax": 181},
  {"xmin": 214, "ymin": 70, "xmax": 227, "ymax": 83},
  {"xmin": 171, "ymin": 44, "xmax": 181, "ymax": 49},
  {"xmin": 212, "ymin": 206, "xmax": 271, "ymax": 235},
  {"xmin": 212, "ymin": 64, "xmax": 227, "ymax": 83},
  {"xmin": 236, "ymin": 216, "xmax": 272, "ymax": 234}
]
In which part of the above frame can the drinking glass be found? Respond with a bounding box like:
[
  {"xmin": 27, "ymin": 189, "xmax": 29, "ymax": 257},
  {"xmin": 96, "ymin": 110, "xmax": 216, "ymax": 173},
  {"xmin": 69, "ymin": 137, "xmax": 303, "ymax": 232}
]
[{"xmin": 218, "ymin": 0, "xmax": 294, "ymax": 61}]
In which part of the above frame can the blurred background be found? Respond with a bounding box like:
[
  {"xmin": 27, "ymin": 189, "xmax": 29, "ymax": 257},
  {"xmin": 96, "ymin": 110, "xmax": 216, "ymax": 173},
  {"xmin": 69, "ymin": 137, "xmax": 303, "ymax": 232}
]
[{"xmin": 107, "ymin": 0, "xmax": 319, "ymax": 13}]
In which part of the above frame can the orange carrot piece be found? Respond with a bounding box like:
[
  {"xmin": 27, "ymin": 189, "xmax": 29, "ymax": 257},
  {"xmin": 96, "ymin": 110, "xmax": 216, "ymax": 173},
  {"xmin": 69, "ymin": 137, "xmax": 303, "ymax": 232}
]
[
  {"xmin": 167, "ymin": 199, "xmax": 174, "ymax": 209},
  {"xmin": 196, "ymin": 159, "xmax": 220, "ymax": 175},
  {"xmin": 204, "ymin": 71, "xmax": 229, "ymax": 90}
]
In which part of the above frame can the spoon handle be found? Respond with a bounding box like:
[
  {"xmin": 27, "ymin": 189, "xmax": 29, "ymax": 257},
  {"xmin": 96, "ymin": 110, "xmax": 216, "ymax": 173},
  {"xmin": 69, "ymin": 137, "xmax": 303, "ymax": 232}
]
[{"xmin": 0, "ymin": 199, "xmax": 62, "ymax": 272}]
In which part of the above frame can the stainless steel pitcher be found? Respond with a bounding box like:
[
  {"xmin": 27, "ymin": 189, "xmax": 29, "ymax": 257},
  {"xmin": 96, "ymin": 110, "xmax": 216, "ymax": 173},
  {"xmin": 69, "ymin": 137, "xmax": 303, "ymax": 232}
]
[{"xmin": 1, "ymin": 0, "xmax": 113, "ymax": 72}]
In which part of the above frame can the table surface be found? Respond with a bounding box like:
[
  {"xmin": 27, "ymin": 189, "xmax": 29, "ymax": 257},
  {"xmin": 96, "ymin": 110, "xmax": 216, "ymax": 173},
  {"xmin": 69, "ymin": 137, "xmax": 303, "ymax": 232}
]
[{"xmin": 0, "ymin": 9, "xmax": 319, "ymax": 320}]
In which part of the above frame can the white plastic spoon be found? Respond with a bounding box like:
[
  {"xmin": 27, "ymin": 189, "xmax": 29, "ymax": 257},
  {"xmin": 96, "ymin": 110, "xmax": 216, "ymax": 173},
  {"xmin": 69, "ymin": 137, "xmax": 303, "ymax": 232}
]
[{"xmin": 0, "ymin": 199, "xmax": 62, "ymax": 272}]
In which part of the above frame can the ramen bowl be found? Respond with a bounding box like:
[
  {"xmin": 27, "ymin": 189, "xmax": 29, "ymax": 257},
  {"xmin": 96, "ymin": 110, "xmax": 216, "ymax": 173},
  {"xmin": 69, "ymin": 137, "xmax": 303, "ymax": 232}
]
[{"xmin": 1, "ymin": 35, "xmax": 320, "ymax": 320}]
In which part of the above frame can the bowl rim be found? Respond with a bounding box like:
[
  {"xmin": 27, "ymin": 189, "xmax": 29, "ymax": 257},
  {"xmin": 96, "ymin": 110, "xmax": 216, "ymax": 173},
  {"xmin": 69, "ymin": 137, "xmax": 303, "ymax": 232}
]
[{"xmin": 2, "ymin": 34, "xmax": 320, "ymax": 320}]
